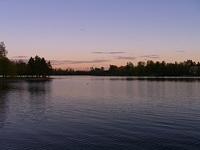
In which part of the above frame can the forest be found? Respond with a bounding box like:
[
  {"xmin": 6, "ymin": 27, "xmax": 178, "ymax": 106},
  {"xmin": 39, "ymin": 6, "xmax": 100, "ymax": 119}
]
[{"xmin": 1, "ymin": 42, "xmax": 200, "ymax": 77}]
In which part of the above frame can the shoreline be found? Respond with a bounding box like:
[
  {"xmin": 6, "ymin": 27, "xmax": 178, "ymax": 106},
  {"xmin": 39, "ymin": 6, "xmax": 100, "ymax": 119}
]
[
  {"xmin": 0, "ymin": 77, "xmax": 52, "ymax": 82},
  {"xmin": 1, "ymin": 76, "xmax": 200, "ymax": 81}
]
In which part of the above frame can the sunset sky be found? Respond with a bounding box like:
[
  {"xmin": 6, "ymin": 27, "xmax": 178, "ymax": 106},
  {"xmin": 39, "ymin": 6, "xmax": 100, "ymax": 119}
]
[{"xmin": 0, "ymin": 0, "xmax": 200, "ymax": 69}]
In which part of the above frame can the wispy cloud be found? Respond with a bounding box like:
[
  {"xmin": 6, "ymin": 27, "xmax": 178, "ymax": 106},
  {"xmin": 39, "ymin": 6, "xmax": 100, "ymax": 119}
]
[
  {"xmin": 11, "ymin": 56, "xmax": 29, "ymax": 59},
  {"xmin": 92, "ymin": 51, "xmax": 126, "ymax": 54},
  {"xmin": 79, "ymin": 27, "xmax": 86, "ymax": 32},
  {"xmin": 140, "ymin": 55, "xmax": 160, "ymax": 59},
  {"xmin": 51, "ymin": 59, "xmax": 110, "ymax": 65},
  {"xmin": 116, "ymin": 56, "xmax": 137, "ymax": 60},
  {"xmin": 176, "ymin": 50, "xmax": 185, "ymax": 53}
]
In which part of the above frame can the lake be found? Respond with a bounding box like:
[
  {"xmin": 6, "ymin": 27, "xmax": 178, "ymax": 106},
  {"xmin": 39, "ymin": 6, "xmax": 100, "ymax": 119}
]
[{"xmin": 0, "ymin": 76, "xmax": 200, "ymax": 150}]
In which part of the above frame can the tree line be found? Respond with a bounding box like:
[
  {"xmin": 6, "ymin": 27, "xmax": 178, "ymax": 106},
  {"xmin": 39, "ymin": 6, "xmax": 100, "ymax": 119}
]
[
  {"xmin": 89, "ymin": 60, "xmax": 200, "ymax": 76},
  {"xmin": 0, "ymin": 42, "xmax": 52, "ymax": 77},
  {"xmin": 52, "ymin": 61, "xmax": 200, "ymax": 76}
]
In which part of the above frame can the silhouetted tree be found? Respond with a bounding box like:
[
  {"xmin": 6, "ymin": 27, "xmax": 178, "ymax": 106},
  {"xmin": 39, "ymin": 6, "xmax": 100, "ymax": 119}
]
[
  {"xmin": 27, "ymin": 57, "xmax": 35, "ymax": 76},
  {"xmin": 0, "ymin": 57, "xmax": 13, "ymax": 77},
  {"xmin": 0, "ymin": 42, "xmax": 7, "ymax": 57},
  {"xmin": 0, "ymin": 42, "xmax": 13, "ymax": 77},
  {"xmin": 125, "ymin": 62, "xmax": 134, "ymax": 75},
  {"xmin": 27, "ymin": 56, "xmax": 52, "ymax": 77},
  {"xmin": 15, "ymin": 60, "xmax": 27, "ymax": 76}
]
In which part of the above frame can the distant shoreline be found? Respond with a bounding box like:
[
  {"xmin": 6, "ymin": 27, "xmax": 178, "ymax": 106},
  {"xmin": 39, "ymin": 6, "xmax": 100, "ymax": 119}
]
[
  {"xmin": 1, "ymin": 76, "xmax": 200, "ymax": 82},
  {"xmin": 52, "ymin": 76, "xmax": 200, "ymax": 82}
]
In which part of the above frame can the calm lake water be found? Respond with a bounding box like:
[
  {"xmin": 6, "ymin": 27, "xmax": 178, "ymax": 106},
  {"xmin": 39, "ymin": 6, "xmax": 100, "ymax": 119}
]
[{"xmin": 0, "ymin": 76, "xmax": 200, "ymax": 150}]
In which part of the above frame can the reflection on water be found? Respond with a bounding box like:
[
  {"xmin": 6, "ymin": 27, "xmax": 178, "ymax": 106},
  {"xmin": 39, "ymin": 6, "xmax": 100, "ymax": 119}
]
[
  {"xmin": 28, "ymin": 81, "xmax": 51, "ymax": 95},
  {"xmin": 0, "ymin": 77, "xmax": 200, "ymax": 150},
  {"xmin": 0, "ymin": 80, "xmax": 52, "ymax": 129},
  {"xmin": 27, "ymin": 81, "xmax": 52, "ymax": 122},
  {"xmin": 0, "ymin": 81, "xmax": 10, "ymax": 128}
]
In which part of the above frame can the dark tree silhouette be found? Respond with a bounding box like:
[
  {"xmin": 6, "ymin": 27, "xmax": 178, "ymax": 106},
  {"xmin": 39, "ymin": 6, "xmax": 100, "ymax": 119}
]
[
  {"xmin": 0, "ymin": 43, "xmax": 13, "ymax": 77},
  {"xmin": 0, "ymin": 57, "xmax": 12, "ymax": 77},
  {"xmin": 0, "ymin": 43, "xmax": 52, "ymax": 78},
  {"xmin": 0, "ymin": 42, "xmax": 7, "ymax": 57},
  {"xmin": 27, "ymin": 56, "xmax": 52, "ymax": 77},
  {"xmin": 15, "ymin": 60, "xmax": 27, "ymax": 76}
]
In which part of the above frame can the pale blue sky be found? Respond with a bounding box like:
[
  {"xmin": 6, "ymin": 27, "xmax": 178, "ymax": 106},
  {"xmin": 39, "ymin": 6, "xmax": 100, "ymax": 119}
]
[{"xmin": 0, "ymin": 0, "xmax": 199, "ymax": 69}]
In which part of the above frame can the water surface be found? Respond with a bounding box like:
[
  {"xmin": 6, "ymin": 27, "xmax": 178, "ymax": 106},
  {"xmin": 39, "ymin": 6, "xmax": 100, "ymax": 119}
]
[{"xmin": 0, "ymin": 76, "xmax": 200, "ymax": 150}]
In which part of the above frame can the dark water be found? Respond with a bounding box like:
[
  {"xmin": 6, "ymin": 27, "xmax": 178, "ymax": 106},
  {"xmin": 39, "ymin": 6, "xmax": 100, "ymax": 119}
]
[{"xmin": 0, "ymin": 76, "xmax": 200, "ymax": 150}]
